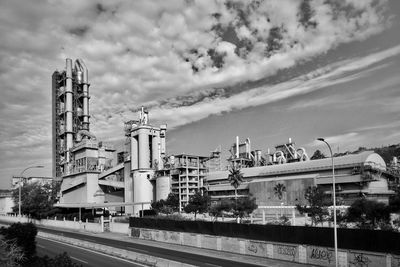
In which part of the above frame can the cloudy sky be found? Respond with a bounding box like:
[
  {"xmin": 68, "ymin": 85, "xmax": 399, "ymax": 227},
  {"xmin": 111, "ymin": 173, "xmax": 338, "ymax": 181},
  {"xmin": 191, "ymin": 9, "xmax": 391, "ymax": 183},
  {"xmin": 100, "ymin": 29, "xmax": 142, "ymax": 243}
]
[{"xmin": 1, "ymin": 0, "xmax": 400, "ymax": 188}]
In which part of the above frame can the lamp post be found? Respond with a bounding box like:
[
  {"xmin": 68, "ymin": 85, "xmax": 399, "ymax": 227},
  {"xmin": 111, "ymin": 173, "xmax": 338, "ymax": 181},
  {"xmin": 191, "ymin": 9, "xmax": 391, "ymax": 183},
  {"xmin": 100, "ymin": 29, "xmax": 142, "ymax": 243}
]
[
  {"xmin": 18, "ymin": 165, "xmax": 44, "ymax": 217},
  {"xmin": 317, "ymin": 138, "xmax": 338, "ymax": 267}
]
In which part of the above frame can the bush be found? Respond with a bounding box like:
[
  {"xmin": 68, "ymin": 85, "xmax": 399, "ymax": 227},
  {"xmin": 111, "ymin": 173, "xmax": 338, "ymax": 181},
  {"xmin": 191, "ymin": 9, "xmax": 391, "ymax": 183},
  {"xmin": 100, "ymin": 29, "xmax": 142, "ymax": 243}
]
[
  {"xmin": 1, "ymin": 222, "xmax": 37, "ymax": 264},
  {"xmin": 209, "ymin": 200, "xmax": 233, "ymax": 221},
  {"xmin": 29, "ymin": 252, "xmax": 82, "ymax": 267},
  {"xmin": 266, "ymin": 216, "xmax": 291, "ymax": 226},
  {"xmin": 147, "ymin": 214, "xmax": 186, "ymax": 221},
  {"xmin": 347, "ymin": 199, "xmax": 391, "ymax": 229}
]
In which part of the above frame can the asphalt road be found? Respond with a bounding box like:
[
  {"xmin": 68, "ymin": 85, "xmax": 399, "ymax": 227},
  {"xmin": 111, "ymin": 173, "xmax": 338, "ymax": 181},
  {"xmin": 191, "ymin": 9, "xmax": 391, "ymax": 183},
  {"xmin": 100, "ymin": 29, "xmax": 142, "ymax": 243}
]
[
  {"xmin": 37, "ymin": 236, "xmax": 145, "ymax": 267},
  {"xmin": 37, "ymin": 226, "xmax": 263, "ymax": 267}
]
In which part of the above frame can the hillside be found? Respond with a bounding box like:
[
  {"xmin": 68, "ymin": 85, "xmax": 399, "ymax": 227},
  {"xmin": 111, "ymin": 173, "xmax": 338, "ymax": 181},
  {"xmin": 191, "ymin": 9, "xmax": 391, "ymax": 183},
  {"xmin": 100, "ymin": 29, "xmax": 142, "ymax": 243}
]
[{"xmin": 313, "ymin": 143, "xmax": 400, "ymax": 165}]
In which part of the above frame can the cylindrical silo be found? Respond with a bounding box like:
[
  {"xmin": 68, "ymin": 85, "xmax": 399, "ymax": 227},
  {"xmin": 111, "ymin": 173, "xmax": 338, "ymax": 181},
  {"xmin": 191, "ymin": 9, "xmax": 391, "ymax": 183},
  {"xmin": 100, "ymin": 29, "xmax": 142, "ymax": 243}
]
[
  {"xmin": 138, "ymin": 128, "xmax": 150, "ymax": 169},
  {"xmin": 156, "ymin": 175, "xmax": 170, "ymax": 201},
  {"xmin": 133, "ymin": 171, "xmax": 153, "ymax": 215},
  {"xmin": 80, "ymin": 59, "xmax": 90, "ymax": 131},
  {"xmin": 130, "ymin": 134, "xmax": 138, "ymax": 170}
]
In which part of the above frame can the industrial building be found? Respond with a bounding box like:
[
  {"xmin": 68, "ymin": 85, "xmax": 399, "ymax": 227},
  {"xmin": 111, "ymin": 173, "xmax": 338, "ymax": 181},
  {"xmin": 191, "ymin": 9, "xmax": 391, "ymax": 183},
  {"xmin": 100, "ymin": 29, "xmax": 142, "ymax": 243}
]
[
  {"xmin": 168, "ymin": 154, "xmax": 208, "ymax": 209},
  {"xmin": 51, "ymin": 59, "xmax": 395, "ymax": 216},
  {"xmin": 0, "ymin": 190, "xmax": 14, "ymax": 215},
  {"xmin": 207, "ymin": 142, "xmax": 391, "ymax": 206}
]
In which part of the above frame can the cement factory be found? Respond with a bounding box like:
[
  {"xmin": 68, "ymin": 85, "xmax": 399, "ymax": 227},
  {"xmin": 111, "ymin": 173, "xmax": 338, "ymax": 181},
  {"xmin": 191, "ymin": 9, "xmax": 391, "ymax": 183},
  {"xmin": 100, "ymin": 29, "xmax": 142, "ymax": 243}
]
[{"xmin": 51, "ymin": 58, "xmax": 395, "ymax": 216}]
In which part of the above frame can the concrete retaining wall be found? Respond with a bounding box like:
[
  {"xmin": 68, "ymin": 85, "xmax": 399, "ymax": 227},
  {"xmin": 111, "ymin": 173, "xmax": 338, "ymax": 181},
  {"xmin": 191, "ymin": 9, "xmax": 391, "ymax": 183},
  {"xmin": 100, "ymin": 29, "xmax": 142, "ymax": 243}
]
[
  {"xmin": 131, "ymin": 227, "xmax": 400, "ymax": 267},
  {"xmin": 0, "ymin": 215, "xmax": 105, "ymax": 233},
  {"xmin": 110, "ymin": 222, "xmax": 130, "ymax": 235}
]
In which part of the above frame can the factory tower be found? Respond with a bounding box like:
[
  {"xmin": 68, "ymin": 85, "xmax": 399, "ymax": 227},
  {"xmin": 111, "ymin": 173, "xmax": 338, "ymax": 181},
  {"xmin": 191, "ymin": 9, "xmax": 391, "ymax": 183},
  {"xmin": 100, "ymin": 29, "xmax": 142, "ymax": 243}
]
[
  {"xmin": 52, "ymin": 58, "xmax": 90, "ymax": 179},
  {"xmin": 124, "ymin": 107, "xmax": 167, "ymax": 214}
]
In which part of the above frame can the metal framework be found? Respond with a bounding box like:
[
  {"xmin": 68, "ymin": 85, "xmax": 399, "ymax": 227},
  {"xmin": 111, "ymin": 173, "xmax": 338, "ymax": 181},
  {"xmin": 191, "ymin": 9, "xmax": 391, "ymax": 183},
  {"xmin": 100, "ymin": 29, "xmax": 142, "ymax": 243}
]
[{"xmin": 52, "ymin": 59, "xmax": 90, "ymax": 180}]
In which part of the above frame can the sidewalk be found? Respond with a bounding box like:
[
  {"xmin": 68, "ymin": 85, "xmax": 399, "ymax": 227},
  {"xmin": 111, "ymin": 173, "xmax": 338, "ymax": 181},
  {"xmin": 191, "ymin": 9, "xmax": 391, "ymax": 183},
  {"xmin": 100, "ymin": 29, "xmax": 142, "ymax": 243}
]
[{"xmin": 37, "ymin": 225, "xmax": 315, "ymax": 267}]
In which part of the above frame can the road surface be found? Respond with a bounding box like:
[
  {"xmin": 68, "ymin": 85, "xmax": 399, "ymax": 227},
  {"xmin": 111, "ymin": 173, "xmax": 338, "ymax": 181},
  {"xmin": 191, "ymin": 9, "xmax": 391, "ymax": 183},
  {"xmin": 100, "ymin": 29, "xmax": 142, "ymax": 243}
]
[
  {"xmin": 38, "ymin": 226, "xmax": 264, "ymax": 267},
  {"xmin": 37, "ymin": 236, "xmax": 144, "ymax": 267},
  {"xmin": 1, "ymin": 221, "xmax": 313, "ymax": 267}
]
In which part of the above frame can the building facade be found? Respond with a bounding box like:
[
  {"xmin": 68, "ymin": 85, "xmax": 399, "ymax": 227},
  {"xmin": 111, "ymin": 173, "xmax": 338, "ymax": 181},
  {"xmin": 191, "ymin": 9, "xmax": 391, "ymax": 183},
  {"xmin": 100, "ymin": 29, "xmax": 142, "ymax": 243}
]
[{"xmin": 206, "ymin": 150, "xmax": 393, "ymax": 207}]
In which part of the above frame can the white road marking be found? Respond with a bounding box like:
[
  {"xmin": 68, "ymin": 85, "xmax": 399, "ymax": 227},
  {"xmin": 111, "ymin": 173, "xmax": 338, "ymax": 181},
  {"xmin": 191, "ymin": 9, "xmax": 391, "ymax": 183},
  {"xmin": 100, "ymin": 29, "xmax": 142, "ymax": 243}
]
[
  {"xmin": 71, "ymin": 256, "xmax": 88, "ymax": 264},
  {"xmin": 37, "ymin": 236, "xmax": 148, "ymax": 267},
  {"xmin": 127, "ymin": 246, "xmax": 148, "ymax": 253},
  {"xmin": 37, "ymin": 244, "xmax": 45, "ymax": 249},
  {"xmin": 204, "ymin": 264, "xmax": 222, "ymax": 267}
]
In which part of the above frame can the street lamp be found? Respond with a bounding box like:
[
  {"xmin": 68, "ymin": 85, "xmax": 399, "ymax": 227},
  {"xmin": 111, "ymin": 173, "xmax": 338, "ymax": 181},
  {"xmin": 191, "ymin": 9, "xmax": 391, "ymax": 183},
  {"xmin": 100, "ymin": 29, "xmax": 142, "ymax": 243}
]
[
  {"xmin": 317, "ymin": 138, "xmax": 338, "ymax": 267},
  {"xmin": 18, "ymin": 165, "xmax": 44, "ymax": 217}
]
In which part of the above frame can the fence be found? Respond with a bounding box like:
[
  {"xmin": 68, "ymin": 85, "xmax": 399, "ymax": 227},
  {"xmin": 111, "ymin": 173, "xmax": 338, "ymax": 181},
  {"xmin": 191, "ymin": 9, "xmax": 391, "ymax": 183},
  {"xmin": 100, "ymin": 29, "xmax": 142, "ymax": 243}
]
[{"xmin": 130, "ymin": 217, "xmax": 400, "ymax": 254}]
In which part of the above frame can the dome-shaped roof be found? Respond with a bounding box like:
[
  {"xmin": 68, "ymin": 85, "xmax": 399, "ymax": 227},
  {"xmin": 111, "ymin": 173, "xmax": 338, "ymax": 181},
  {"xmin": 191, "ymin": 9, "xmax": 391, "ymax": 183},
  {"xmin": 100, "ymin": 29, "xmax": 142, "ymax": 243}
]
[{"xmin": 206, "ymin": 151, "xmax": 386, "ymax": 181}]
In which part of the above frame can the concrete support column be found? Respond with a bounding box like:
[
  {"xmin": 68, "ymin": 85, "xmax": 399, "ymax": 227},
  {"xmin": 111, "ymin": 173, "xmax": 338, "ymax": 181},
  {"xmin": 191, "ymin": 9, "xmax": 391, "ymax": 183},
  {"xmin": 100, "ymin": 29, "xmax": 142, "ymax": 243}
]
[
  {"xmin": 298, "ymin": 245, "xmax": 307, "ymax": 263},
  {"xmin": 132, "ymin": 171, "xmax": 153, "ymax": 215},
  {"xmin": 138, "ymin": 129, "xmax": 150, "ymax": 169},
  {"xmin": 152, "ymin": 133, "xmax": 160, "ymax": 170},
  {"xmin": 338, "ymin": 251, "xmax": 347, "ymax": 267},
  {"xmin": 262, "ymin": 210, "xmax": 266, "ymax": 224},
  {"xmin": 130, "ymin": 134, "xmax": 138, "ymax": 170},
  {"xmin": 124, "ymin": 161, "xmax": 133, "ymax": 215},
  {"xmin": 292, "ymin": 209, "xmax": 296, "ymax": 225}
]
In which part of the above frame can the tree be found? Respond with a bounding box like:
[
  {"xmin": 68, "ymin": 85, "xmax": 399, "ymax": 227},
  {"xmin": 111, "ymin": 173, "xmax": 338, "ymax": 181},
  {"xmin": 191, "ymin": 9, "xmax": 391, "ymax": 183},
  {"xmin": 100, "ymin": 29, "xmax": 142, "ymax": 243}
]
[
  {"xmin": 183, "ymin": 191, "xmax": 210, "ymax": 219},
  {"xmin": 233, "ymin": 196, "xmax": 258, "ymax": 222},
  {"xmin": 209, "ymin": 200, "xmax": 233, "ymax": 221},
  {"xmin": 165, "ymin": 193, "xmax": 179, "ymax": 211},
  {"xmin": 346, "ymin": 199, "xmax": 391, "ymax": 229},
  {"xmin": 296, "ymin": 186, "xmax": 329, "ymax": 226},
  {"xmin": 12, "ymin": 181, "xmax": 58, "ymax": 219},
  {"xmin": 151, "ymin": 193, "xmax": 179, "ymax": 215},
  {"xmin": 310, "ymin": 150, "xmax": 326, "ymax": 160},
  {"xmin": 273, "ymin": 183, "xmax": 286, "ymax": 200},
  {"xmin": 228, "ymin": 165, "xmax": 244, "ymax": 204},
  {"xmin": 389, "ymin": 186, "xmax": 400, "ymax": 212}
]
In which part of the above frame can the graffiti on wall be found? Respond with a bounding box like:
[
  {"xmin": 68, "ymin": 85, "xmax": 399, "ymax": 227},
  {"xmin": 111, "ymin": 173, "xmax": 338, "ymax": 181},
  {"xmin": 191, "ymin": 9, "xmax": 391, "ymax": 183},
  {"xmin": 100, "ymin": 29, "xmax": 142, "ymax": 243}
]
[
  {"xmin": 310, "ymin": 247, "xmax": 333, "ymax": 264},
  {"xmin": 349, "ymin": 253, "xmax": 371, "ymax": 267},
  {"xmin": 277, "ymin": 245, "xmax": 297, "ymax": 260},
  {"xmin": 248, "ymin": 243, "xmax": 258, "ymax": 254}
]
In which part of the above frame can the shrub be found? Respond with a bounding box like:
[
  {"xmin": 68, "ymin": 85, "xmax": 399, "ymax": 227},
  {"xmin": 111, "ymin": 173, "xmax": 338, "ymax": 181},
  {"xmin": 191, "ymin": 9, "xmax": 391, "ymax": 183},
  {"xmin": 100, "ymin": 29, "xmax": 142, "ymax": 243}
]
[
  {"xmin": 29, "ymin": 252, "xmax": 82, "ymax": 267},
  {"xmin": 346, "ymin": 199, "xmax": 391, "ymax": 229},
  {"xmin": 1, "ymin": 222, "xmax": 37, "ymax": 264}
]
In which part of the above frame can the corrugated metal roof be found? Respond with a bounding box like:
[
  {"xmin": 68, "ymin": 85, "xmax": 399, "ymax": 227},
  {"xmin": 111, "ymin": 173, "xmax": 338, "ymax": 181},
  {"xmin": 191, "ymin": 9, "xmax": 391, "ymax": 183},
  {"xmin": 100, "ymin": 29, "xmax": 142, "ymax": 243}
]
[{"xmin": 206, "ymin": 151, "xmax": 384, "ymax": 181}]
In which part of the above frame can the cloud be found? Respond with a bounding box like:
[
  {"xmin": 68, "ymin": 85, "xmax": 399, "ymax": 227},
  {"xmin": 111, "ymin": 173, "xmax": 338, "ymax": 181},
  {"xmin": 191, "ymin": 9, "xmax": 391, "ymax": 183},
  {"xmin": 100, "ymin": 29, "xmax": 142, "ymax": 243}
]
[
  {"xmin": 143, "ymin": 44, "xmax": 400, "ymax": 129},
  {"xmin": 0, "ymin": 0, "xmax": 394, "ymax": 186}
]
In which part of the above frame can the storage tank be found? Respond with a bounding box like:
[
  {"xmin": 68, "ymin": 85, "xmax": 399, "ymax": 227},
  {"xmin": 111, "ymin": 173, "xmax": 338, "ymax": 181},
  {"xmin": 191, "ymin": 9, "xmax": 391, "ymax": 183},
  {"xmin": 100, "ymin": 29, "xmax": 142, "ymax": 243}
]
[
  {"xmin": 156, "ymin": 175, "xmax": 170, "ymax": 201},
  {"xmin": 133, "ymin": 171, "xmax": 153, "ymax": 215},
  {"xmin": 138, "ymin": 128, "xmax": 150, "ymax": 169}
]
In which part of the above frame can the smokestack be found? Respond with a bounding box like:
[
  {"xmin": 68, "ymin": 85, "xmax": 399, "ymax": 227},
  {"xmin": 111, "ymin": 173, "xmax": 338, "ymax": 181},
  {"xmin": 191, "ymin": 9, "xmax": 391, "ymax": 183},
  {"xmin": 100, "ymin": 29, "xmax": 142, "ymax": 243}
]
[
  {"xmin": 159, "ymin": 124, "xmax": 167, "ymax": 169},
  {"xmin": 76, "ymin": 59, "xmax": 90, "ymax": 131},
  {"xmin": 236, "ymin": 136, "xmax": 239, "ymax": 158}
]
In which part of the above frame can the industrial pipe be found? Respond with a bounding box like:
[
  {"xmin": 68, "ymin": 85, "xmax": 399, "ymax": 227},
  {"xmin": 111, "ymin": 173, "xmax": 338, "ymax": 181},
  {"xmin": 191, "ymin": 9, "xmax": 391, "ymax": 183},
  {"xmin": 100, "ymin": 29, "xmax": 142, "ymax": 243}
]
[
  {"xmin": 76, "ymin": 59, "xmax": 90, "ymax": 131},
  {"xmin": 65, "ymin": 59, "xmax": 73, "ymax": 163}
]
